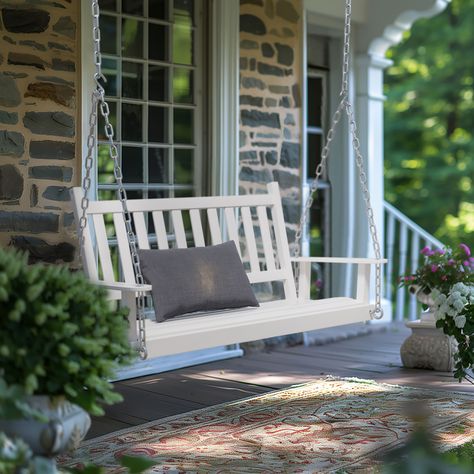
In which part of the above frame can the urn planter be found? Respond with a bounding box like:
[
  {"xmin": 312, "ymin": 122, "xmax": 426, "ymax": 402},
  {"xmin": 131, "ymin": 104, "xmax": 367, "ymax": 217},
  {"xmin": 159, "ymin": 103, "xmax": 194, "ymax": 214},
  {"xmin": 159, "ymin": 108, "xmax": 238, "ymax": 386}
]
[
  {"xmin": 400, "ymin": 286, "xmax": 456, "ymax": 372},
  {"xmin": 0, "ymin": 396, "xmax": 91, "ymax": 456}
]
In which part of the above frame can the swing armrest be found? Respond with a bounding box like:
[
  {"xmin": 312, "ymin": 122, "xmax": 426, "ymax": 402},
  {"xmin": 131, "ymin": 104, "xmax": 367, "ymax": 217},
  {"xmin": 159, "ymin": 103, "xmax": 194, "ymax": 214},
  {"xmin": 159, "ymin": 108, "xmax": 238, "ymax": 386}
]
[
  {"xmin": 92, "ymin": 280, "xmax": 152, "ymax": 293},
  {"xmin": 290, "ymin": 257, "xmax": 387, "ymax": 265}
]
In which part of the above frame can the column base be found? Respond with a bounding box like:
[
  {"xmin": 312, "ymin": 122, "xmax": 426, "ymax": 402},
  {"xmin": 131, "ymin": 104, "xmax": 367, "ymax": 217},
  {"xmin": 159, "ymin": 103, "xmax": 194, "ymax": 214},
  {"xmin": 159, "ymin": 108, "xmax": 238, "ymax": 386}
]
[{"xmin": 400, "ymin": 319, "xmax": 456, "ymax": 372}]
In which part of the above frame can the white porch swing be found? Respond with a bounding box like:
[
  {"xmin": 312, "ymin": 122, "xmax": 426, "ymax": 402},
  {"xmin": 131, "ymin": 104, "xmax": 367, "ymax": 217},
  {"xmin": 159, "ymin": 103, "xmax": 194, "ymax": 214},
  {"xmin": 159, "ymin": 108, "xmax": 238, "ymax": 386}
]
[{"xmin": 72, "ymin": 0, "xmax": 386, "ymax": 360}]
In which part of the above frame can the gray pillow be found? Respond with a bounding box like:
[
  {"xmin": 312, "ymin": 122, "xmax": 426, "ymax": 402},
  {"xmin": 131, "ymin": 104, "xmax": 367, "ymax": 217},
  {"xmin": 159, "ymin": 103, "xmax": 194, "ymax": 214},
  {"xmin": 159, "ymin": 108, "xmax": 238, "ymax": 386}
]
[{"xmin": 138, "ymin": 241, "xmax": 259, "ymax": 322}]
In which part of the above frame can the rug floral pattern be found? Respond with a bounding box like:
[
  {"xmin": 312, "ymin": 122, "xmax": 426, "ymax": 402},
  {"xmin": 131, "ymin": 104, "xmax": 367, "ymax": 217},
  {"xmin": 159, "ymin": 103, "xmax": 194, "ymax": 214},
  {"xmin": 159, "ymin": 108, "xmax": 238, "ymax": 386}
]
[{"xmin": 61, "ymin": 377, "xmax": 474, "ymax": 473}]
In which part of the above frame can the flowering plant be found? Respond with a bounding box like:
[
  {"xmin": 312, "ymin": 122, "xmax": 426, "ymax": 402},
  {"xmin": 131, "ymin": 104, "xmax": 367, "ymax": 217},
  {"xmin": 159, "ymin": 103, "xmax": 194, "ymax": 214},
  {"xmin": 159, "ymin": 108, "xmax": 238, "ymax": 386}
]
[
  {"xmin": 431, "ymin": 283, "xmax": 474, "ymax": 383},
  {"xmin": 400, "ymin": 244, "xmax": 474, "ymax": 295}
]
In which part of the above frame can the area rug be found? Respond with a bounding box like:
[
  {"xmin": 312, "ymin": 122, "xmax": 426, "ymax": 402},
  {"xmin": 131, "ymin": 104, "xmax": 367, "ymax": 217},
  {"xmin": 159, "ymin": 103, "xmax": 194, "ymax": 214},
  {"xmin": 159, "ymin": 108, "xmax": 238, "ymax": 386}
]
[{"xmin": 60, "ymin": 377, "xmax": 474, "ymax": 473}]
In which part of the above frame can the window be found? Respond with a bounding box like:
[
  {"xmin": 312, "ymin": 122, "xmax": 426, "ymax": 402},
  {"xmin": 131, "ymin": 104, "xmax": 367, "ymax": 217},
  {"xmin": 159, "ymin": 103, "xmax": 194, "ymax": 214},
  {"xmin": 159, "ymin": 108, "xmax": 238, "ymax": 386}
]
[{"xmin": 96, "ymin": 0, "xmax": 204, "ymax": 204}]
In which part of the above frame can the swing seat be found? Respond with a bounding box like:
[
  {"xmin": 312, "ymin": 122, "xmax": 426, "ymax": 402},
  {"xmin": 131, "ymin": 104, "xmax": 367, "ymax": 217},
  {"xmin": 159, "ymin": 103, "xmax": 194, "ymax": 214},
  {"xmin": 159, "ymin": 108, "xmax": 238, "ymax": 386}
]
[{"xmin": 71, "ymin": 182, "xmax": 386, "ymax": 359}]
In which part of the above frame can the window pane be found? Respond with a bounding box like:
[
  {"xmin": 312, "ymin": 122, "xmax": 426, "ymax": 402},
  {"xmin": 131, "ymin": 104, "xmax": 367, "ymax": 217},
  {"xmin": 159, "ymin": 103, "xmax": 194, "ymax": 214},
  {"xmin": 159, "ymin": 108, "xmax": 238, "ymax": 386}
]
[
  {"xmin": 174, "ymin": 148, "xmax": 193, "ymax": 184},
  {"xmin": 149, "ymin": 24, "xmax": 168, "ymax": 61},
  {"xmin": 173, "ymin": 68, "xmax": 193, "ymax": 104},
  {"xmin": 101, "ymin": 15, "xmax": 117, "ymax": 54},
  {"xmin": 101, "ymin": 0, "xmax": 118, "ymax": 12},
  {"xmin": 174, "ymin": 0, "xmax": 193, "ymax": 23},
  {"xmin": 149, "ymin": 65, "xmax": 168, "ymax": 102},
  {"xmin": 98, "ymin": 145, "xmax": 116, "ymax": 184},
  {"xmin": 122, "ymin": 0, "xmax": 143, "ymax": 16},
  {"xmin": 173, "ymin": 23, "xmax": 193, "ymax": 65},
  {"xmin": 103, "ymin": 58, "xmax": 118, "ymax": 97},
  {"xmin": 98, "ymin": 101, "xmax": 117, "ymax": 140},
  {"xmin": 173, "ymin": 108, "xmax": 193, "ymax": 144},
  {"xmin": 148, "ymin": 148, "xmax": 169, "ymax": 183},
  {"xmin": 307, "ymin": 134, "xmax": 322, "ymax": 179},
  {"xmin": 98, "ymin": 190, "xmax": 117, "ymax": 201},
  {"xmin": 149, "ymin": 106, "xmax": 168, "ymax": 143},
  {"xmin": 122, "ymin": 103, "xmax": 143, "ymax": 142},
  {"xmin": 149, "ymin": 0, "xmax": 168, "ymax": 19},
  {"xmin": 122, "ymin": 61, "xmax": 143, "ymax": 99},
  {"xmin": 122, "ymin": 18, "xmax": 143, "ymax": 58},
  {"xmin": 122, "ymin": 146, "xmax": 143, "ymax": 183},
  {"xmin": 308, "ymin": 77, "xmax": 323, "ymax": 128}
]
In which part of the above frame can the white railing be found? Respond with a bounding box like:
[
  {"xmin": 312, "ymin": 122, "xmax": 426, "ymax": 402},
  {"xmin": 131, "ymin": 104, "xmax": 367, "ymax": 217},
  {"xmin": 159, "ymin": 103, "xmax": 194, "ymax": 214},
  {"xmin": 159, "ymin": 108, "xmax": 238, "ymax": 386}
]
[{"xmin": 383, "ymin": 201, "xmax": 444, "ymax": 321}]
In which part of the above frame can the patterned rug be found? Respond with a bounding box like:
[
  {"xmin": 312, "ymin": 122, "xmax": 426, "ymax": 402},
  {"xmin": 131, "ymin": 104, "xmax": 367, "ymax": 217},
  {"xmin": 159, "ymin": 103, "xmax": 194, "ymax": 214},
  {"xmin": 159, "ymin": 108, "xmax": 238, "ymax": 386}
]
[{"xmin": 61, "ymin": 377, "xmax": 474, "ymax": 473}]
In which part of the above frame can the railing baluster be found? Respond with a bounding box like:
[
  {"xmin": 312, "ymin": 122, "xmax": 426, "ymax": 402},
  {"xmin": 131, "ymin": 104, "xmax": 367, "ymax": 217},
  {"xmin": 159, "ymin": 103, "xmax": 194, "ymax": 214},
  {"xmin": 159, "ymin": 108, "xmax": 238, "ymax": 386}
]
[
  {"xmin": 385, "ymin": 213, "xmax": 395, "ymax": 302},
  {"xmin": 409, "ymin": 233, "xmax": 420, "ymax": 320},
  {"xmin": 395, "ymin": 223, "xmax": 408, "ymax": 321}
]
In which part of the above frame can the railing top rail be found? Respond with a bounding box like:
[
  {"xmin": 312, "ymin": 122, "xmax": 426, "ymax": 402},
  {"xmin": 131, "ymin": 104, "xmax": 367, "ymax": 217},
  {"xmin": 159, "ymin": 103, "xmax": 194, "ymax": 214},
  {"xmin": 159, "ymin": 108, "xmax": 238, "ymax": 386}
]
[{"xmin": 383, "ymin": 200, "xmax": 445, "ymax": 249}]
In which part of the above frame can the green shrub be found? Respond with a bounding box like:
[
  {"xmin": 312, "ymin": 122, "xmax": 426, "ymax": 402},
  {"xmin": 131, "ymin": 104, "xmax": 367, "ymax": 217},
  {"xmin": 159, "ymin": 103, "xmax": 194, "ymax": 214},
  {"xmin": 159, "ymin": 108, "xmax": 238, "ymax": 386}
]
[{"xmin": 0, "ymin": 247, "xmax": 134, "ymax": 416}]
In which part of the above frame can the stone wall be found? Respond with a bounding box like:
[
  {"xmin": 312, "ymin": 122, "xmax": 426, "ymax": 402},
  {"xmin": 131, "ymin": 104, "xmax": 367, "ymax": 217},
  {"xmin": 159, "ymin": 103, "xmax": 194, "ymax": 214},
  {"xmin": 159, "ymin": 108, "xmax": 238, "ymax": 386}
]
[
  {"xmin": 239, "ymin": 0, "xmax": 302, "ymax": 247},
  {"xmin": 0, "ymin": 0, "xmax": 79, "ymax": 263}
]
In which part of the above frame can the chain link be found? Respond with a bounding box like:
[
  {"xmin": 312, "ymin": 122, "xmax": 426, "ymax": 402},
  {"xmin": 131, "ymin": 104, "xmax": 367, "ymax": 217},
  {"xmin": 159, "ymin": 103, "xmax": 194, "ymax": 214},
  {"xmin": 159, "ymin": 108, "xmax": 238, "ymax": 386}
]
[
  {"xmin": 294, "ymin": 0, "xmax": 383, "ymax": 320},
  {"xmin": 79, "ymin": 0, "xmax": 148, "ymax": 358}
]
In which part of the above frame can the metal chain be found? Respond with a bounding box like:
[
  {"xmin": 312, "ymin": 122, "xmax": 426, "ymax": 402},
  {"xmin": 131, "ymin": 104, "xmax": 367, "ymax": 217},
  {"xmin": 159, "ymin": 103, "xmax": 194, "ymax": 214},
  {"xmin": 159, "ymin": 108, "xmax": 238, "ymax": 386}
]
[
  {"xmin": 80, "ymin": 0, "xmax": 148, "ymax": 358},
  {"xmin": 294, "ymin": 0, "xmax": 384, "ymax": 320}
]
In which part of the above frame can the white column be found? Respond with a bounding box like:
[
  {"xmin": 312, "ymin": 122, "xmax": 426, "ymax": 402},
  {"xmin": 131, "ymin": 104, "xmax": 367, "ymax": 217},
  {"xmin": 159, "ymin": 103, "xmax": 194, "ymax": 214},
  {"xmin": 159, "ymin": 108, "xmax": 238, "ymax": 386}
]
[{"xmin": 354, "ymin": 53, "xmax": 393, "ymax": 322}]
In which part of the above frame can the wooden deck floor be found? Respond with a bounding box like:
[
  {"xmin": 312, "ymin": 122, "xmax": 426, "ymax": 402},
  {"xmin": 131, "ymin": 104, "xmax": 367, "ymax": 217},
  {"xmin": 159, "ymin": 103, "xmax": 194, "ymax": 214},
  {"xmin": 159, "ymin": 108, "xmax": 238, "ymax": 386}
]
[{"xmin": 88, "ymin": 324, "xmax": 474, "ymax": 439}]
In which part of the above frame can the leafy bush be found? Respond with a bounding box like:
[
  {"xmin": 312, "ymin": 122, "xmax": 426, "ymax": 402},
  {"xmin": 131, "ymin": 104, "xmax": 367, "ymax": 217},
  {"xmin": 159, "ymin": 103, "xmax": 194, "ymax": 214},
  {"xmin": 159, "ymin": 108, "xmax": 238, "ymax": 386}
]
[{"xmin": 0, "ymin": 247, "xmax": 134, "ymax": 415}]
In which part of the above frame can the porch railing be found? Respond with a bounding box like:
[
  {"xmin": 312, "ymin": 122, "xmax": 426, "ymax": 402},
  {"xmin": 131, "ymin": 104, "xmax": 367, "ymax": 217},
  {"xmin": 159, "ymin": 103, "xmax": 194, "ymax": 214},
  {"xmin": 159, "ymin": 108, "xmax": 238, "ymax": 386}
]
[{"xmin": 383, "ymin": 201, "xmax": 444, "ymax": 321}]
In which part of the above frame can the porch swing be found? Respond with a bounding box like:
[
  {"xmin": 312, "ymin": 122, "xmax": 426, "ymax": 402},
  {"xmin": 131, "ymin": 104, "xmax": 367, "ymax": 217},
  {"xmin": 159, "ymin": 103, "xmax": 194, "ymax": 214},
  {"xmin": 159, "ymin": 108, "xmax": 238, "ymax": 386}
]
[{"xmin": 72, "ymin": 0, "xmax": 386, "ymax": 360}]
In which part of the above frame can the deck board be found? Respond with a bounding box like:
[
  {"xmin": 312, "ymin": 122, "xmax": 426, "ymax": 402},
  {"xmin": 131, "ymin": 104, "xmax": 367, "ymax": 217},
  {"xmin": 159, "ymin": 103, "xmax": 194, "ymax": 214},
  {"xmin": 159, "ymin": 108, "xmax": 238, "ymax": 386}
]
[{"xmin": 88, "ymin": 325, "xmax": 474, "ymax": 439}]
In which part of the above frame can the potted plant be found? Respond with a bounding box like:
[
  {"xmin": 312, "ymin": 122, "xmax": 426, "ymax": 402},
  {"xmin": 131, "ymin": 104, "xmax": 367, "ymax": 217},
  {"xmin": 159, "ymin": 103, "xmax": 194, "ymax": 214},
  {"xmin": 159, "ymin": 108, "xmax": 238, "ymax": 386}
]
[
  {"xmin": 400, "ymin": 244, "xmax": 474, "ymax": 319},
  {"xmin": 0, "ymin": 247, "xmax": 134, "ymax": 456},
  {"xmin": 431, "ymin": 283, "xmax": 474, "ymax": 383}
]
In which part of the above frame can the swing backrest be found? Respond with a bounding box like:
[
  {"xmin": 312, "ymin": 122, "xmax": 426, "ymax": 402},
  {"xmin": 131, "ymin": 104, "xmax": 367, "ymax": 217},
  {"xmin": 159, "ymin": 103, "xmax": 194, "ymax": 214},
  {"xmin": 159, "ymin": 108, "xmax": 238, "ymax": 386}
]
[{"xmin": 71, "ymin": 182, "xmax": 298, "ymax": 302}]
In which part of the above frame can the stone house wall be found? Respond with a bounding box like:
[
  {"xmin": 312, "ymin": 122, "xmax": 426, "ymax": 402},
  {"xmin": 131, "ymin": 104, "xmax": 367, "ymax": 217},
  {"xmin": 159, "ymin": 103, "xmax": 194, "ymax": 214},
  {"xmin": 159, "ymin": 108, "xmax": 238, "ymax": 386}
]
[
  {"xmin": 0, "ymin": 0, "xmax": 80, "ymax": 263},
  {"xmin": 239, "ymin": 0, "xmax": 303, "ymax": 248}
]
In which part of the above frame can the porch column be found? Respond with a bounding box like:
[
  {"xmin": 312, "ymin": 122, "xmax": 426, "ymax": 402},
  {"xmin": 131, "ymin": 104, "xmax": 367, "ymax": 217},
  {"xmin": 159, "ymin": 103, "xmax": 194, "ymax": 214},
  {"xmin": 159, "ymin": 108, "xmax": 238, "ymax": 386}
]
[{"xmin": 353, "ymin": 53, "xmax": 393, "ymax": 322}]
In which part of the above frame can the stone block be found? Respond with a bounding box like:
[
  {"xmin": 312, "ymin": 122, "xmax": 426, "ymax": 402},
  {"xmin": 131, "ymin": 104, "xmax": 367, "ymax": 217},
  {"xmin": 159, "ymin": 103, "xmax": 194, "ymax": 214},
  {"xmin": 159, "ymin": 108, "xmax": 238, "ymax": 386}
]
[
  {"xmin": 8, "ymin": 52, "xmax": 46, "ymax": 70},
  {"xmin": 275, "ymin": 0, "xmax": 300, "ymax": 23},
  {"xmin": 272, "ymin": 169, "xmax": 299, "ymax": 189},
  {"xmin": 19, "ymin": 40, "xmax": 46, "ymax": 51},
  {"xmin": 239, "ymin": 151, "xmax": 259, "ymax": 164},
  {"xmin": 240, "ymin": 166, "xmax": 273, "ymax": 183},
  {"xmin": 10, "ymin": 236, "xmax": 75, "ymax": 263},
  {"xmin": 275, "ymin": 43, "xmax": 294, "ymax": 66},
  {"xmin": 240, "ymin": 40, "xmax": 259, "ymax": 50},
  {"xmin": 30, "ymin": 184, "xmax": 38, "ymax": 207},
  {"xmin": 280, "ymin": 141, "xmax": 300, "ymax": 169},
  {"xmin": 0, "ymin": 165, "xmax": 23, "ymax": 200},
  {"xmin": 257, "ymin": 62, "xmax": 284, "ymax": 77},
  {"xmin": 29, "ymin": 166, "xmax": 73, "ymax": 182},
  {"xmin": 0, "ymin": 111, "xmax": 18, "ymax": 124},
  {"xmin": 241, "ymin": 77, "xmax": 266, "ymax": 90},
  {"xmin": 25, "ymin": 82, "xmax": 75, "ymax": 107},
  {"xmin": 0, "ymin": 73, "xmax": 21, "ymax": 107},
  {"xmin": 240, "ymin": 95, "xmax": 263, "ymax": 107},
  {"xmin": 241, "ymin": 109, "xmax": 280, "ymax": 129},
  {"xmin": 52, "ymin": 16, "xmax": 76, "ymax": 39},
  {"xmin": 240, "ymin": 14, "xmax": 266, "ymax": 35},
  {"xmin": 42, "ymin": 186, "xmax": 71, "ymax": 201},
  {"xmin": 30, "ymin": 140, "xmax": 75, "ymax": 160},
  {"xmin": 1, "ymin": 8, "xmax": 50, "ymax": 33},
  {"xmin": 261, "ymin": 43, "xmax": 275, "ymax": 58},
  {"xmin": 0, "ymin": 130, "xmax": 24, "ymax": 157},
  {"xmin": 24, "ymin": 112, "xmax": 74, "ymax": 137},
  {"xmin": 265, "ymin": 150, "xmax": 278, "ymax": 165},
  {"xmin": 0, "ymin": 211, "xmax": 58, "ymax": 233},
  {"xmin": 52, "ymin": 58, "xmax": 75, "ymax": 72}
]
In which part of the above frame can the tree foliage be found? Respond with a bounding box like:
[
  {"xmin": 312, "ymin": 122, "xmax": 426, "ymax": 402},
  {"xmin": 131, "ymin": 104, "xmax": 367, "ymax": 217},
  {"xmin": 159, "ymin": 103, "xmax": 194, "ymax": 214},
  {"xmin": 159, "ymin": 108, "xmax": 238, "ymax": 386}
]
[{"xmin": 384, "ymin": 0, "xmax": 474, "ymax": 249}]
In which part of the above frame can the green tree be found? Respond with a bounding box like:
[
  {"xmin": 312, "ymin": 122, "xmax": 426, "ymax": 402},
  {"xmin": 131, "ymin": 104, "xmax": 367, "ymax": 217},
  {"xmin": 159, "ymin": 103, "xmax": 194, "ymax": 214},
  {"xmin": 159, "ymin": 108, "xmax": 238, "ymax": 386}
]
[{"xmin": 384, "ymin": 0, "xmax": 474, "ymax": 249}]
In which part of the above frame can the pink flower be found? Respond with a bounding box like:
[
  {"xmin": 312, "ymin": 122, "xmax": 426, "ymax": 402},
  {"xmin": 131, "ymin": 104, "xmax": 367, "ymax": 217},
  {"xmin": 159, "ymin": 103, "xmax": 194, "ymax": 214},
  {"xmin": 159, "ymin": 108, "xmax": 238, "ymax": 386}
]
[
  {"xmin": 421, "ymin": 246, "xmax": 432, "ymax": 256},
  {"xmin": 435, "ymin": 248, "xmax": 446, "ymax": 255},
  {"xmin": 448, "ymin": 259, "xmax": 455, "ymax": 266},
  {"xmin": 441, "ymin": 275, "xmax": 448, "ymax": 281},
  {"xmin": 463, "ymin": 261, "xmax": 469, "ymax": 267},
  {"xmin": 431, "ymin": 264, "xmax": 438, "ymax": 272},
  {"xmin": 314, "ymin": 279, "xmax": 323, "ymax": 289},
  {"xmin": 459, "ymin": 243, "xmax": 471, "ymax": 257},
  {"xmin": 409, "ymin": 276, "xmax": 416, "ymax": 281}
]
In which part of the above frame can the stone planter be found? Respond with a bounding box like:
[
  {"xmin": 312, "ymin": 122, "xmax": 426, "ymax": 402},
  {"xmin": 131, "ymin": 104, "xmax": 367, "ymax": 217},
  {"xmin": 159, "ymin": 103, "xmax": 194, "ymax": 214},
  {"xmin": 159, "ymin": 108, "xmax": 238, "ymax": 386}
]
[
  {"xmin": 400, "ymin": 286, "xmax": 457, "ymax": 372},
  {"xmin": 0, "ymin": 396, "xmax": 91, "ymax": 456}
]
